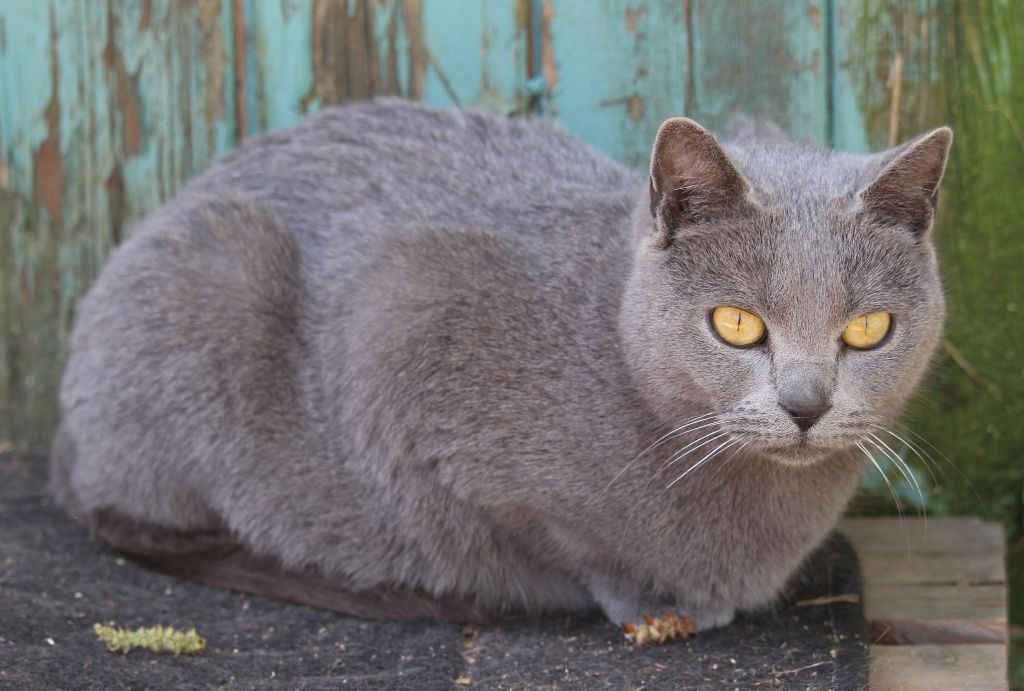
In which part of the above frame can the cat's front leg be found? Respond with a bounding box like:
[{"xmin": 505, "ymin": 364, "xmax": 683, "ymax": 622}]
[
  {"xmin": 588, "ymin": 576, "xmax": 670, "ymax": 628},
  {"xmin": 588, "ymin": 576, "xmax": 735, "ymax": 632}
]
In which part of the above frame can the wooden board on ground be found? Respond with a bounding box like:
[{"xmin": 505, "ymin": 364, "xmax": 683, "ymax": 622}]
[
  {"xmin": 840, "ymin": 516, "xmax": 1008, "ymax": 688},
  {"xmin": 840, "ymin": 517, "xmax": 1006, "ymax": 645},
  {"xmin": 869, "ymin": 644, "xmax": 1008, "ymax": 691}
]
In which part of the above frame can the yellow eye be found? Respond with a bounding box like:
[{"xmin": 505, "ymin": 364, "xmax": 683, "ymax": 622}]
[
  {"xmin": 711, "ymin": 306, "xmax": 766, "ymax": 347},
  {"xmin": 842, "ymin": 312, "xmax": 892, "ymax": 349}
]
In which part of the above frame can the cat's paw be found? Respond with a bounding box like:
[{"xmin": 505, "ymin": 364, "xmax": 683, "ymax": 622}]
[{"xmin": 621, "ymin": 610, "xmax": 696, "ymax": 646}]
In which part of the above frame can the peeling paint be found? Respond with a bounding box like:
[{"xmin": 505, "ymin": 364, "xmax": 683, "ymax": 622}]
[
  {"xmin": 34, "ymin": 10, "xmax": 64, "ymax": 232},
  {"xmin": 303, "ymin": 0, "xmax": 378, "ymax": 109},
  {"xmin": 139, "ymin": 0, "xmax": 152, "ymax": 31},
  {"xmin": 232, "ymin": 0, "xmax": 248, "ymax": 140},
  {"xmin": 540, "ymin": 0, "xmax": 558, "ymax": 90},
  {"xmin": 599, "ymin": 94, "xmax": 645, "ymax": 123},
  {"xmin": 809, "ymin": 3, "xmax": 822, "ymax": 29},
  {"xmin": 105, "ymin": 166, "xmax": 124, "ymax": 246},
  {"xmin": 199, "ymin": 0, "xmax": 228, "ymax": 153},
  {"xmin": 103, "ymin": 6, "xmax": 142, "ymax": 156},
  {"xmin": 625, "ymin": 7, "xmax": 647, "ymax": 35}
]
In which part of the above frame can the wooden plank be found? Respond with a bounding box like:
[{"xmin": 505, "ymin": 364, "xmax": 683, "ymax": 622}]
[
  {"xmin": 243, "ymin": 0, "xmax": 529, "ymax": 134},
  {"xmin": 840, "ymin": 517, "xmax": 1005, "ymax": 557},
  {"xmin": 869, "ymin": 644, "xmax": 1007, "ymax": 690},
  {"xmin": 541, "ymin": 0, "xmax": 829, "ymax": 167},
  {"xmin": 842, "ymin": 518, "xmax": 1007, "ymax": 646},
  {"xmin": 686, "ymin": 0, "xmax": 829, "ymax": 143},
  {"xmin": 858, "ymin": 554, "xmax": 1005, "ymax": 587},
  {"xmin": 0, "ymin": 0, "xmax": 237, "ymax": 451},
  {"xmin": 538, "ymin": 0, "xmax": 688, "ymax": 167},
  {"xmin": 867, "ymin": 584, "xmax": 1006, "ymax": 644}
]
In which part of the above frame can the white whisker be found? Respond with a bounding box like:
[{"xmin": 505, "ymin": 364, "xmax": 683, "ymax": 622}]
[
  {"xmin": 597, "ymin": 413, "xmax": 717, "ymax": 498},
  {"xmin": 867, "ymin": 432, "xmax": 926, "ymax": 521},
  {"xmin": 856, "ymin": 439, "xmax": 905, "ymax": 520},
  {"xmin": 659, "ymin": 430, "xmax": 729, "ymax": 472},
  {"xmin": 665, "ymin": 437, "xmax": 738, "ymax": 490},
  {"xmin": 866, "ymin": 423, "xmax": 942, "ymax": 488},
  {"xmin": 890, "ymin": 422, "xmax": 987, "ymax": 509}
]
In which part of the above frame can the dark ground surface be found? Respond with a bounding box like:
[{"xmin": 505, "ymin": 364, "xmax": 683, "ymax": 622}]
[{"xmin": 0, "ymin": 454, "xmax": 868, "ymax": 689}]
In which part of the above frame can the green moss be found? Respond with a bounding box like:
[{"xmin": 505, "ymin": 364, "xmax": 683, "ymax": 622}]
[{"xmin": 93, "ymin": 623, "xmax": 206, "ymax": 656}]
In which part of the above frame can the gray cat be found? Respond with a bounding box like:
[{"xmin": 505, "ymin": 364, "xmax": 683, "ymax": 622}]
[{"xmin": 51, "ymin": 99, "xmax": 951, "ymax": 630}]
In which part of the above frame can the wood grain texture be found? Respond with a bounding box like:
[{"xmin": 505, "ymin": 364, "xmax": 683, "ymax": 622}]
[
  {"xmin": 858, "ymin": 554, "xmax": 1005, "ymax": 587},
  {"xmin": 243, "ymin": 0, "xmax": 529, "ymax": 134},
  {"xmin": 540, "ymin": 0, "xmax": 829, "ymax": 167},
  {"xmin": 842, "ymin": 517, "xmax": 1007, "ymax": 647},
  {"xmin": 0, "ymin": 0, "xmax": 237, "ymax": 450},
  {"xmin": 839, "ymin": 516, "xmax": 1006, "ymax": 557},
  {"xmin": 870, "ymin": 644, "xmax": 1008, "ymax": 690}
]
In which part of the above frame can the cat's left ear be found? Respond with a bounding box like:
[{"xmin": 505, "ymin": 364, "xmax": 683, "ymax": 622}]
[
  {"xmin": 648, "ymin": 117, "xmax": 753, "ymax": 247},
  {"xmin": 858, "ymin": 127, "xmax": 953, "ymax": 237}
]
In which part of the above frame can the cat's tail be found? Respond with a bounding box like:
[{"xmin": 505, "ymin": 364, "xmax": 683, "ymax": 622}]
[{"xmin": 49, "ymin": 424, "xmax": 485, "ymax": 623}]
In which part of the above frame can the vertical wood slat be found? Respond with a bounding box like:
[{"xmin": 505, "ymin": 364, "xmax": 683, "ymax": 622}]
[
  {"xmin": 0, "ymin": 0, "xmax": 237, "ymax": 450},
  {"xmin": 243, "ymin": 0, "xmax": 529, "ymax": 134},
  {"xmin": 539, "ymin": 0, "xmax": 829, "ymax": 167}
]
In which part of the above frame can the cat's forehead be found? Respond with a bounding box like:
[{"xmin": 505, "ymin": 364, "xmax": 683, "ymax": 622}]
[
  {"xmin": 724, "ymin": 140, "xmax": 876, "ymax": 200},
  {"xmin": 671, "ymin": 203, "xmax": 929, "ymax": 322}
]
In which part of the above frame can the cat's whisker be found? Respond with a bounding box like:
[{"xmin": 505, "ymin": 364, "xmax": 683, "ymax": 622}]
[
  {"xmin": 855, "ymin": 439, "xmax": 905, "ymax": 522},
  {"xmin": 596, "ymin": 413, "xmax": 718, "ymax": 499},
  {"xmin": 658, "ymin": 430, "xmax": 730, "ymax": 473},
  {"xmin": 890, "ymin": 422, "xmax": 988, "ymax": 510},
  {"xmin": 869, "ymin": 425, "xmax": 943, "ymax": 491},
  {"xmin": 703, "ymin": 439, "xmax": 751, "ymax": 487},
  {"xmin": 664, "ymin": 437, "xmax": 739, "ymax": 491},
  {"xmin": 867, "ymin": 432, "xmax": 926, "ymax": 521}
]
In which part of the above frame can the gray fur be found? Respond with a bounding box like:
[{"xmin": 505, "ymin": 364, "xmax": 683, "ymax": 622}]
[{"xmin": 52, "ymin": 99, "xmax": 951, "ymax": 629}]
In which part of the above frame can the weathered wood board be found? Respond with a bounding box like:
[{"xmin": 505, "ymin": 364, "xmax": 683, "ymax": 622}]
[
  {"xmin": 540, "ymin": 0, "xmax": 830, "ymax": 166},
  {"xmin": 870, "ymin": 644, "xmax": 1008, "ymax": 691},
  {"xmin": 841, "ymin": 517, "xmax": 1007, "ymax": 646}
]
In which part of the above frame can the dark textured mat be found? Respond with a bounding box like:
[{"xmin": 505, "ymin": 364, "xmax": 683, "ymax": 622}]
[{"xmin": 0, "ymin": 454, "xmax": 868, "ymax": 689}]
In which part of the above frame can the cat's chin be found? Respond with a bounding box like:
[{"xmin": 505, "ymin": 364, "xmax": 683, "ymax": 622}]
[{"xmin": 757, "ymin": 443, "xmax": 833, "ymax": 467}]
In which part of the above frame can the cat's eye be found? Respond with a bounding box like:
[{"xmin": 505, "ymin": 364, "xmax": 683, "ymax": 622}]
[
  {"xmin": 710, "ymin": 306, "xmax": 766, "ymax": 348},
  {"xmin": 841, "ymin": 312, "xmax": 892, "ymax": 350}
]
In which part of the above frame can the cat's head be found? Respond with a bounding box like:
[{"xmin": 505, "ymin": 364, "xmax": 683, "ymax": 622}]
[{"xmin": 620, "ymin": 117, "xmax": 952, "ymax": 466}]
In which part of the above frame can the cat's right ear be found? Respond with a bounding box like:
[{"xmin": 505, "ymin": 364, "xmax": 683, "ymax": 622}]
[{"xmin": 648, "ymin": 117, "xmax": 752, "ymax": 247}]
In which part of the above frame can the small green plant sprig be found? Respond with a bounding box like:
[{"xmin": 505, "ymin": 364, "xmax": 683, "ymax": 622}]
[{"xmin": 93, "ymin": 623, "xmax": 206, "ymax": 656}]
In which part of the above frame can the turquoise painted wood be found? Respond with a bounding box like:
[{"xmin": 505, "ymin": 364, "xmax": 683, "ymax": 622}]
[
  {"xmin": 541, "ymin": 0, "xmax": 830, "ymax": 166},
  {"xmin": 0, "ymin": 0, "xmax": 238, "ymax": 450},
  {"xmin": 243, "ymin": 0, "xmax": 529, "ymax": 135}
]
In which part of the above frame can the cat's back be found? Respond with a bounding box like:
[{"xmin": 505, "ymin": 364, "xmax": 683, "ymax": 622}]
[{"xmin": 187, "ymin": 99, "xmax": 636, "ymax": 251}]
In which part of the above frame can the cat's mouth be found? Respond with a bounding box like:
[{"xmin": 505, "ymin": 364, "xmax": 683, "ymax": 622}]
[{"xmin": 752, "ymin": 437, "xmax": 833, "ymax": 466}]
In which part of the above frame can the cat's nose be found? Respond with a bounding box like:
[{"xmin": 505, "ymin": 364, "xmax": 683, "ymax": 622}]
[
  {"xmin": 780, "ymin": 401, "xmax": 832, "ymax": 431},
  {"xmin": 776, "ymin": 361, "xmax": 834, "ymax": 431}
]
